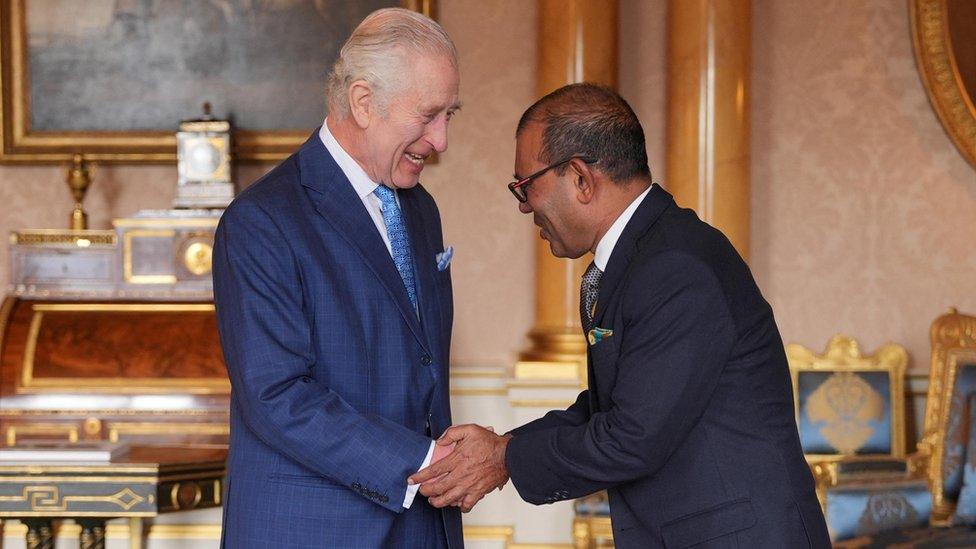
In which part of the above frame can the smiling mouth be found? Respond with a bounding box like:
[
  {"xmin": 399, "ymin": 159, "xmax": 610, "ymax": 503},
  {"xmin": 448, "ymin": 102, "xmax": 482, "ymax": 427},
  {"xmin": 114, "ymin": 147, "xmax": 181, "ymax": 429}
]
[{"xmin": 404, "ymin": 152, "xmax": 427, "ymax": 167}]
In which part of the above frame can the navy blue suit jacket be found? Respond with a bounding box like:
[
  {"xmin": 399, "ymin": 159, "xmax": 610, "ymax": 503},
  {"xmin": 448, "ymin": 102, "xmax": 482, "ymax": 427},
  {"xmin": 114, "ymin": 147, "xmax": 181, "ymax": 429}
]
[
  {"xmin": 506, "ymin": 185, "xmax": 829, "ymax": 548},
  {"xmin": 213, "ymin": 133, "xmax": 461, "ymax": 548}
]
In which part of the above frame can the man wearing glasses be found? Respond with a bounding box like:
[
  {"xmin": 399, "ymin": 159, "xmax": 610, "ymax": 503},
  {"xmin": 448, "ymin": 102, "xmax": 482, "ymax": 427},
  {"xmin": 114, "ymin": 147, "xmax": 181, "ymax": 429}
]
[{"xmin": 411, "ymin": 83, "xmax": 829, "ymax": 548}]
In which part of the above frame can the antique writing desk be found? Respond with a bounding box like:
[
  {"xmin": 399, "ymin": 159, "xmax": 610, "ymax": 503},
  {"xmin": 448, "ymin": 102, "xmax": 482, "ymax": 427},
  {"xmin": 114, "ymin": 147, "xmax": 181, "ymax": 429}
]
[
  {"xmin": 2, "ymin": 218, "xmax": 229, "ymax": 547},
  {"xmin": 0, "ymin": 445, "xmax": 225, "ymax": 549}
]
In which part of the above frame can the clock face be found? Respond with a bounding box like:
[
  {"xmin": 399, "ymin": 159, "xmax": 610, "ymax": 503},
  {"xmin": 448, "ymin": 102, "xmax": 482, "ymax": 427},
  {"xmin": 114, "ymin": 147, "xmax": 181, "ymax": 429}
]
[
  {"xmin": 177, "ymin": 133, "xmax": 231, "ymax": 183},
  {"xmin": 188, "ymin": 141, "xmax": 221, "ymax": 175}
]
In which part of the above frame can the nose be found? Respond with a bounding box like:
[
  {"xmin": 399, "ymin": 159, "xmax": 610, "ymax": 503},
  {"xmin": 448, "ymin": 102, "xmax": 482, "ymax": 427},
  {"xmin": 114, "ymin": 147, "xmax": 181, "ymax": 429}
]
[
  {"xmin": 425, "ymin": 116, "xmax": 449, "ymax": 153},
  {"xmin": 518, "ymin": 201, "xmax": 533, "ymax": 214}
]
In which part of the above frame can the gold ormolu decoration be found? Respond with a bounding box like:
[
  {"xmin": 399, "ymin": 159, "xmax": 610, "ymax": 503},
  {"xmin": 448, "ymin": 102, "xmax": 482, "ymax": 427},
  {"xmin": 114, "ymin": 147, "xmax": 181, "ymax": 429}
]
[
  {"xmin": 23, "ymin": 519, "xmax": 53, "ymax": 549},
  {"xmin": 806, "ymin": 371, "xmax": 884, "ymax": 455},
  {"xmin": 78, "ymin": 519, "xmax": 105, "ymax": 549},
  {"xmin": 920, "ymin": 308, "xmax": 976, "ymax": 524},
  {"xmin": 65, "ymin": 154, "xmax": 94, "ymax": 230},
  {"xmin": 83, "ymin": 418, "xmax": 101, "ymax": 437},
  {"xmin": 183, "ymin": 241, "xmax": 213, "ymax": 276}
]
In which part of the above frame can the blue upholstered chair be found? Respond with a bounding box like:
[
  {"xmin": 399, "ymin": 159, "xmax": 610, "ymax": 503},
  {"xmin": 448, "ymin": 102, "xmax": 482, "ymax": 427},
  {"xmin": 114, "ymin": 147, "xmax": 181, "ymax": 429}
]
[
  {"xmin": 830, "ymin": 309, "xmax": 976, "ymax": 547},
  {"xmin": 786, "ymin": 336, "xmax": 929, "ymax": 541},
  {"xmin": 787, "ymin": 336, "xmax": 909, "ymax": 465}
]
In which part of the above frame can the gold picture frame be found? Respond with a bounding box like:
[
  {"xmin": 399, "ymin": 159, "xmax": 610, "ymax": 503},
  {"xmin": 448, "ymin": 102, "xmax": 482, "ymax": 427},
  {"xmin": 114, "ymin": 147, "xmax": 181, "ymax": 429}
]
[
  {"xmin": 0, "ymin": 0, "xmax": 436, "ymax": 164},
  {"xmin": 911, "ymin": 0, "xmax": 976, "ymax": 170}
]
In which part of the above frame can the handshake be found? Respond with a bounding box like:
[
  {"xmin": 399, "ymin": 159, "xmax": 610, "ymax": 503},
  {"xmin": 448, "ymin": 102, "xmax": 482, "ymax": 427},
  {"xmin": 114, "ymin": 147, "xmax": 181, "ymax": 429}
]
[{"xmin": 407, "ymin": 424, "xmax": 511, "ymax": 513}]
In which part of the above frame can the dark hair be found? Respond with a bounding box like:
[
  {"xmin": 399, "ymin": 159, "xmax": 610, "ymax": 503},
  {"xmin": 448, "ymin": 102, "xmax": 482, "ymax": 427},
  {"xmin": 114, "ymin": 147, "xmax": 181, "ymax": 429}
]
[{"xmin": 517, "ymin": 83, "xmax": 651, "ymax": 183}]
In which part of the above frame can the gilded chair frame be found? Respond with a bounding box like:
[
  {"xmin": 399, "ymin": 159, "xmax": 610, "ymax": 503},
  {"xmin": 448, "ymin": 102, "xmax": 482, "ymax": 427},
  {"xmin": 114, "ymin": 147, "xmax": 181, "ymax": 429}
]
[
  {"xmin": 919, "ymin": 308, "xmax": 976, "ymax": 525},
  {"xmin": 787, "ymin": 335, "xmax": 908, "ymax": 463},
  {"xmin": 572, "ymin": 515, "xmax": 614, "ymax": 548}
]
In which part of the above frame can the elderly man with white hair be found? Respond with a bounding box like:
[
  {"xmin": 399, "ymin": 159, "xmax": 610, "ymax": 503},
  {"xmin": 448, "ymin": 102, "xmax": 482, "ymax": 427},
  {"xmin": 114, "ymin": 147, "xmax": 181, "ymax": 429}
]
[{"xmin": 213, "ymin": 8, "xmax": 462, "ymax": 548}]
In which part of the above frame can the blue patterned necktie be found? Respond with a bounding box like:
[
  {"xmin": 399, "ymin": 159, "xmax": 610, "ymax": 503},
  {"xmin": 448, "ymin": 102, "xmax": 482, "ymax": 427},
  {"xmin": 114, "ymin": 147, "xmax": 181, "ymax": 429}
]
[
  {"xmin": 580, "ymin": 261, "xmax": 603, "ymax": 332},
  {"xmin": 374, "ymin": 185, "xmax": 418, "ymax": 311}
]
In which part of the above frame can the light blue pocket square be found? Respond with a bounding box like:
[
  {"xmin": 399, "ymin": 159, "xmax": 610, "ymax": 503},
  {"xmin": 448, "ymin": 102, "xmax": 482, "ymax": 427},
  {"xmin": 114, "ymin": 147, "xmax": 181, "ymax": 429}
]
[{"xmin": 436, "ymin": 246, "xmax": 454, "ymax": 271}]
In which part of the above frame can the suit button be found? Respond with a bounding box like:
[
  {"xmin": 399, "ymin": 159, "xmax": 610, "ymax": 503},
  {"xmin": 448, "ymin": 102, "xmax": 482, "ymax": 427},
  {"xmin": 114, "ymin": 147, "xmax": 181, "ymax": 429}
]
[
  {"xmin": 300, "ymin": 375, "xmax": 313, "ymax": 383},
  {"xmin": 421, "ymin": 355, "xmax": 432, "ymax": 366}
]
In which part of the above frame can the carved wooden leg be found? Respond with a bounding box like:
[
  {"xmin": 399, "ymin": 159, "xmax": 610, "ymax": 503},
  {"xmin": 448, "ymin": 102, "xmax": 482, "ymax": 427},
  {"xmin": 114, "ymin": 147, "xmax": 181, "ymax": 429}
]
[
  {"xmin": 21, "ymin": 519, "xmax": 55, "ymax": 549},
  {"xmin": 77, "ymin": 518, "xmax": 107, "ymax": 549}
]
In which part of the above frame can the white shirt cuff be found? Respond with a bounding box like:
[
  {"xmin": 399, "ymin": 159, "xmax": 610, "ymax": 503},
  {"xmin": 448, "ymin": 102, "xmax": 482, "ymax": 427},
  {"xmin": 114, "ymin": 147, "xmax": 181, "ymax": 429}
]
[{"xmin": 403, "ymin": 440, "xmax": 436, "ymax": 508}]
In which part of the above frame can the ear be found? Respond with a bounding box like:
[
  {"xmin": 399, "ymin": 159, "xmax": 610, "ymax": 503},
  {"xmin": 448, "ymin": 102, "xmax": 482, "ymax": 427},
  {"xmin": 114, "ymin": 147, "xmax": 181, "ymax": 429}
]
[
  {"xmin": 348, "ymin": 80, "xmax": 373, "ymax": 129},
  {"xmin": 568, "ymin": 158, "xmax": 597, "ymax": 205}
]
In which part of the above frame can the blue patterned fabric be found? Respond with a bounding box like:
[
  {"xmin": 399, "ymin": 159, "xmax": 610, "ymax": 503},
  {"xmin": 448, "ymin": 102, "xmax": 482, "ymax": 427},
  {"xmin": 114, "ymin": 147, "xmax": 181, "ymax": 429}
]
[
  {"xmin": 574, "ymin": 491, "xmax": 611, "ymax": 515},
  {"xmin": 943, "ymin": 363, "xmax": 976, "ymax": 500},
  {"xmin": 374, "ymin": 185, "xmax": 418, "ymax": 311},
  {"xmin": 797, "ymin": 371, "xmax": 892, "ymax": 455},
  {"xmin": 825, "ymin": 482, "xmax": 931, "ymax": 542},
  {"xmin": 955, "ymin": 383, "xmax": 976, "ymax": 523},
  {"xmin": 832, "ymin": 525, "xmax": 976, "ymax": 548}
]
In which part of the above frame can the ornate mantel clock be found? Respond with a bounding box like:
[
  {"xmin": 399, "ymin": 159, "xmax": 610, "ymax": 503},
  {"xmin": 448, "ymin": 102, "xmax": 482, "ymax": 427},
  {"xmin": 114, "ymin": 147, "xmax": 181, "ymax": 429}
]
[{"xmin": 174, "ymin": 102, "xmax": 234, "ymax": 209}]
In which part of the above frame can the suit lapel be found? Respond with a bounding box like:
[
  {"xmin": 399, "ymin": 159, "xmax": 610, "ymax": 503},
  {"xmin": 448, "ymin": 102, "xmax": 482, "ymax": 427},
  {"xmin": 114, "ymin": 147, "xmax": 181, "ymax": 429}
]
[
  {"xmin": 400, "ymin": 190, "xmax": 443, "ymax": 379},
  {"xmin": 592, "ymin": 184, "xmax": 673, "ymax": 328},
  {"xmin": 297, "ymin": 132, "xmax": 429, "ymax": 354}
]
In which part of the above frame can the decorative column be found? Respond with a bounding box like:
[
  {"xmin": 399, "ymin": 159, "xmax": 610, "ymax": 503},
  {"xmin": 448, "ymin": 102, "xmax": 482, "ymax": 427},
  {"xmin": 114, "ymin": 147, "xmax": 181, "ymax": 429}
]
[
  {"xmin": 514, "ymin": 0, "xmax": 619, "ymax": 383},
  {"xmin": 666, "ymin": 0, "xmax": 751, "ymax": 260}
]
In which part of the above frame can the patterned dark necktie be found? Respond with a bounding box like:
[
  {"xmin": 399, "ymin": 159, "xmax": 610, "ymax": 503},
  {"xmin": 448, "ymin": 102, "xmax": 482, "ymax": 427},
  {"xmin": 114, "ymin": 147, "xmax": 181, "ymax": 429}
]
[
  {"xmin": 374, "ymin": 185, "xmax": 418, "ymax": 310},
  {"xmin": 580, "ymin": 261, "xmax": 603, "ymax": 332}
]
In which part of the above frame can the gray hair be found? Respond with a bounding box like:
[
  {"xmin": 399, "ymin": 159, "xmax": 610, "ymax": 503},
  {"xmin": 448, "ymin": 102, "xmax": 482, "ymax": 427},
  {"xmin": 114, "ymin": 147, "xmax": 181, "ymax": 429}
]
[
  {"xmin": 326, "ymin": 8, "xmax": 458, "ymax": 118},
  {"xmin": 517, "ymin": 83, "xmax": 651, "ymax": 183}
]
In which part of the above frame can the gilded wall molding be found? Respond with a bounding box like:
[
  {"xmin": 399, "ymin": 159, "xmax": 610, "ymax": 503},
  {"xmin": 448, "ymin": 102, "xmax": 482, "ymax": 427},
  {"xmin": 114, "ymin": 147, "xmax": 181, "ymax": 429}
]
[{"xmin": 911, "ymin": 0, "xmax": 976, "ymax": 169}]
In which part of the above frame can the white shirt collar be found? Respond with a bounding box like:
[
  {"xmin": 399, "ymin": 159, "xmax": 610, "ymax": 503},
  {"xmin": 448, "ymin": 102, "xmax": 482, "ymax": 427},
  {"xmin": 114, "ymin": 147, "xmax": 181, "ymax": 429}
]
[
  {"xmin": 593, "ymin": 185, "xmax": 652, "ymax": 271},
  {"xmin": 319, "ymin": 118, "xmax": 380, "ymax": 200}
]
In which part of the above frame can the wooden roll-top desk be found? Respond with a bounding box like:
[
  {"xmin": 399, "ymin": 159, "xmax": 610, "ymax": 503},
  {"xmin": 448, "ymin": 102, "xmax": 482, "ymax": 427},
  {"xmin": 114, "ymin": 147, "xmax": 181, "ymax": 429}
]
[{"xmin": 0, "ymin": 297, "xmax": 229, "ymax": 448}]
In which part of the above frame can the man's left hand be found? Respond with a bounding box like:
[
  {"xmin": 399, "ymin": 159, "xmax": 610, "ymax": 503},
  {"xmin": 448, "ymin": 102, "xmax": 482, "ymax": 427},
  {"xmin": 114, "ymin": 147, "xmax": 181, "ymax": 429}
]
[{"xmin": 408, "ymin": 424, "xmax": 510, "ymax": 512}]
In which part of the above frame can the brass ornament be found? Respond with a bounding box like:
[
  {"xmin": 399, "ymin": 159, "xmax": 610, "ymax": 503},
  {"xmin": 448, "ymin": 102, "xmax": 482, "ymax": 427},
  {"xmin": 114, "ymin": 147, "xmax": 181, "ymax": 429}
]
[
  {"xmin": 182, "ymin": 242, "xmax": 213, "ymax": 276},
  {"xmin": 65, "ymin": 154, "xmax": 94, "ymax": 231}
]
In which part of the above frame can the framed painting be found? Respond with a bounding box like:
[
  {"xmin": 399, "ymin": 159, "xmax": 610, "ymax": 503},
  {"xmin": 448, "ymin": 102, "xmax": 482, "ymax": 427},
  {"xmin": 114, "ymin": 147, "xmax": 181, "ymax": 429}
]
[{"xmin": 0, "ymin": 0, "xmax": 436, "ymax": 163}]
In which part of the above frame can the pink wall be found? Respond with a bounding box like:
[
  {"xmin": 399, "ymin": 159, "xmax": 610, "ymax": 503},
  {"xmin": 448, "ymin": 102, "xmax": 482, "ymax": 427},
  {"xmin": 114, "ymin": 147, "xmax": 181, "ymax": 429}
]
[{"xmin": 749, "ymin": 0, "xmax": 976, "ymax": 369}]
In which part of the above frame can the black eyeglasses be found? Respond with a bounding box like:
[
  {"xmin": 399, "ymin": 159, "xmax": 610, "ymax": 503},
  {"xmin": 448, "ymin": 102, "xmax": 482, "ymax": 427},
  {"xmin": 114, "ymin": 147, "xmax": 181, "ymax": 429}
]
[{"xmin": 508, "ymin": 156, "xmax": 597, "ymax": 203}]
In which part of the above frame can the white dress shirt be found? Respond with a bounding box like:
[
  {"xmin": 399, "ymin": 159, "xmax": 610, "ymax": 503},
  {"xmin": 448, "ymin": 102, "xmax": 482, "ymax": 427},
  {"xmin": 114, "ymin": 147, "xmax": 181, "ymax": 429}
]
[
  {"xmin": 319, "ymin": 120, "xmax": 434, "ymax": 509},
  {"xmin": 593, "ymin": 185, "xmax": 652, "ymax": 271}
]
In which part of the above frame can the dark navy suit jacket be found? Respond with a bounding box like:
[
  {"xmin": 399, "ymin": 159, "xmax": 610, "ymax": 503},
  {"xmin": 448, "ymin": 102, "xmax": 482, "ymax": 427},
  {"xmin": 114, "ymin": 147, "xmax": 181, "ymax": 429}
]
[
  {"xmin": 213, "ymin": 133, "xmax": 461, "ymax": 548},
  {"xmin": 506, "ymin": 185, "xmax": 829, "ymax": 548}
]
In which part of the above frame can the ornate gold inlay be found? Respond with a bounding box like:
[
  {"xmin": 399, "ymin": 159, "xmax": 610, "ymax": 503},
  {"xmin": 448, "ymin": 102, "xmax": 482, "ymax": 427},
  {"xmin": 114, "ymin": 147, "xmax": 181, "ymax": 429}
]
[
  {"xmin": 0, "ymin": 486, "xmax": 145, "ymax": 511},
  {"xmin": 108, "ymin": 422, "xmax": 228, "ymax": 443},
  {"xmin": 5, "ymin": 423, "xmax": 79, "ymax": 446},
  {"xmin": 10, "ymin": 230, "xmax": 116, "ymax": 247}
]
